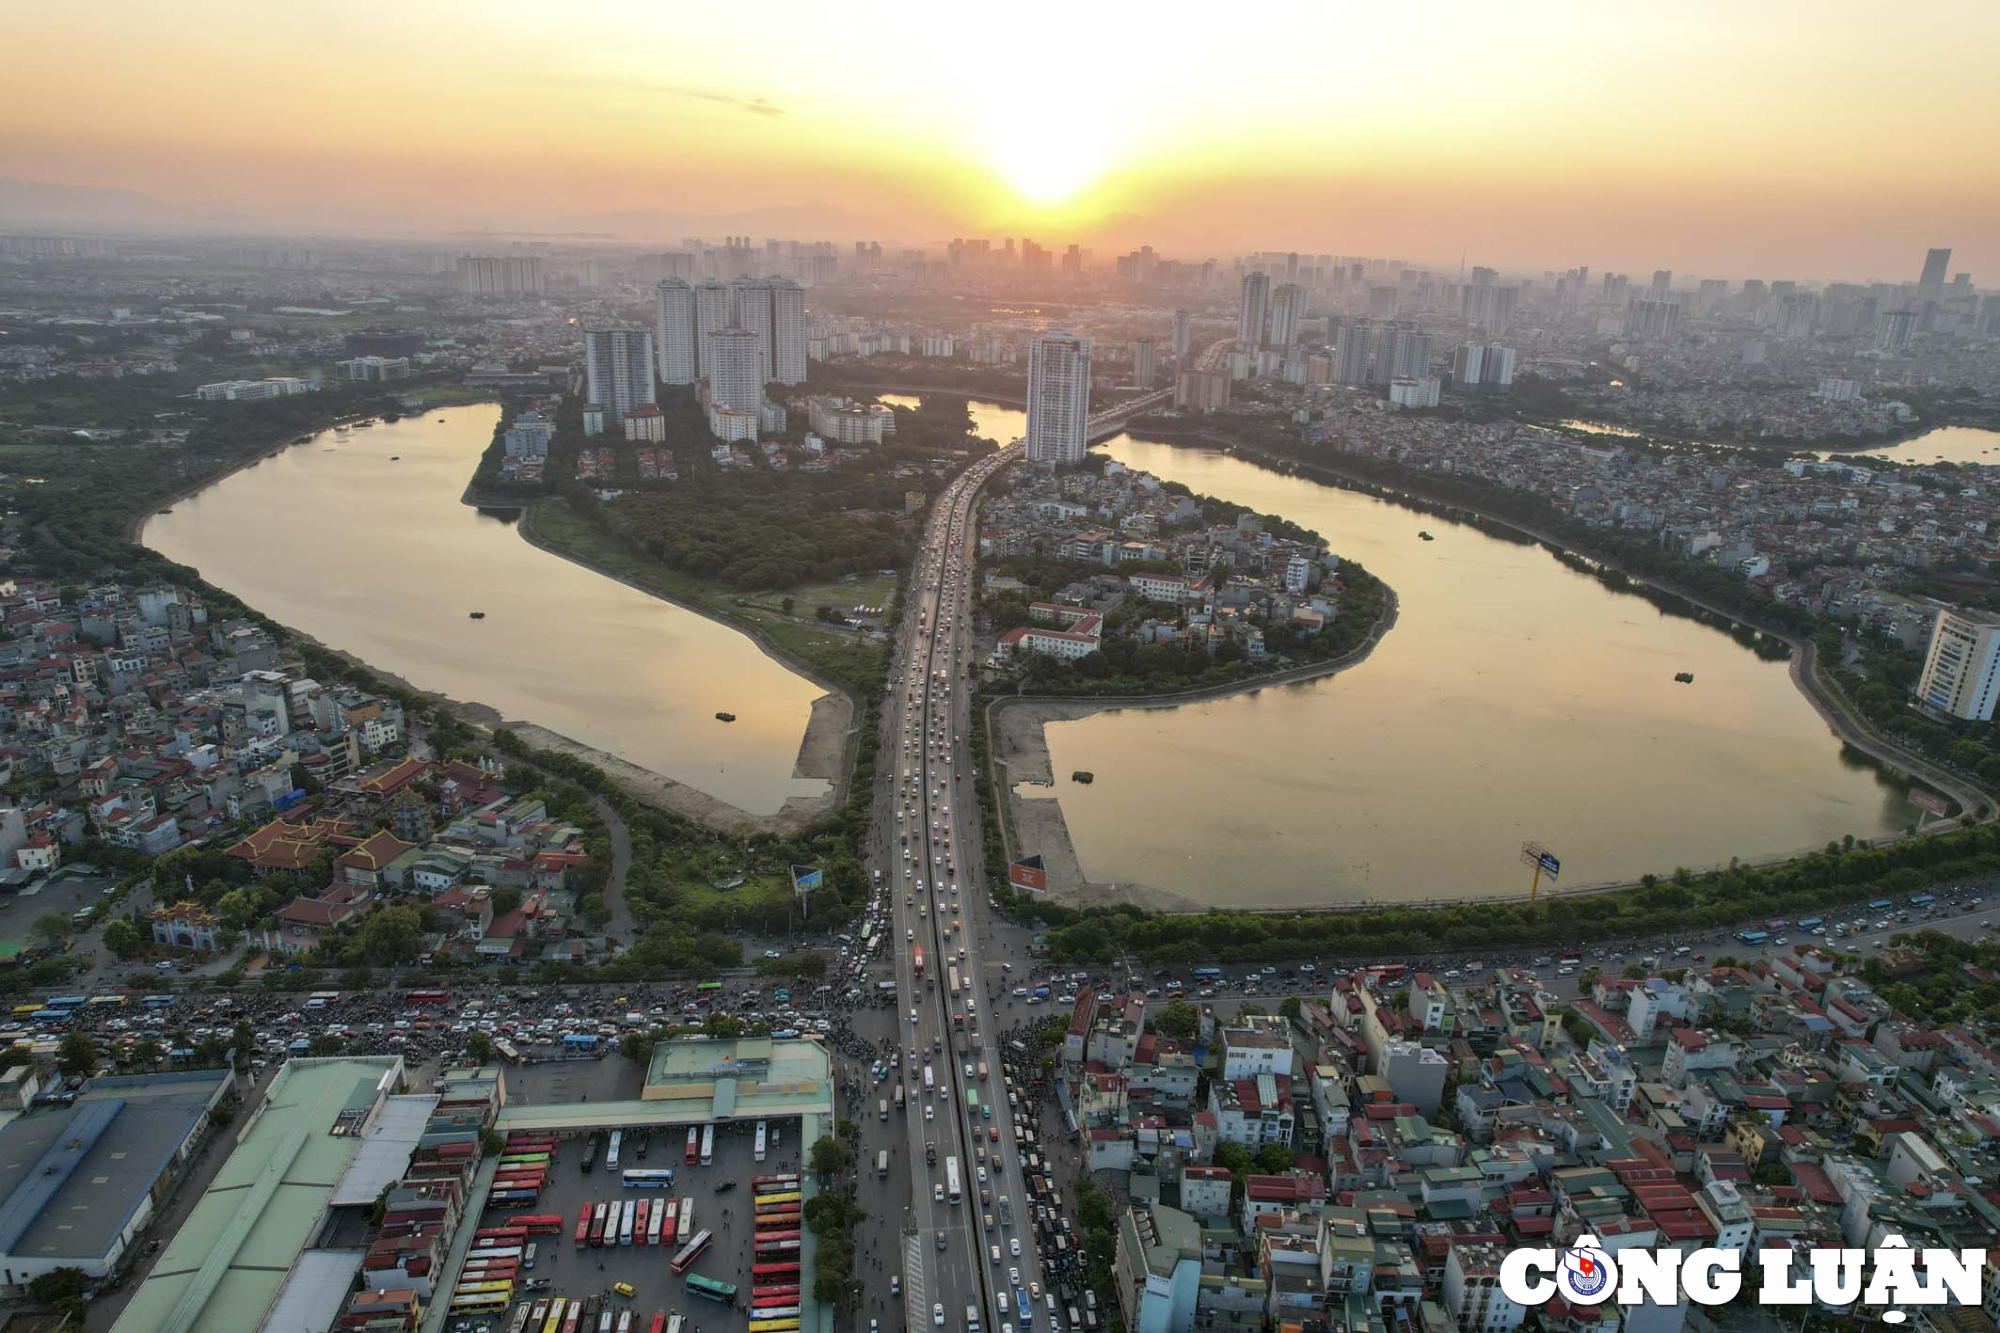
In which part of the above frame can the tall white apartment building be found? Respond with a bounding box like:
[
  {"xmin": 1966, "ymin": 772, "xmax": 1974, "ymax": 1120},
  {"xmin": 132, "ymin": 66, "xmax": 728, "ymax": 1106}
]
[
  {"xmin": 1238, "ymin": 272, "xmax": 1271, "ymax": 347},
  {"xmin": 732, "ymin": 279, "xmax": 776, "ymax": 383},
  {"xmin": 1917, "ymin": 609, "xmax": 2000, "ymax": 721},
  {"xmin": 770, "ymin": 278, "xmax": 808, "ymax": 384},
  {"xmin": 1025, "ymin": 332, "xmax": 1092, "ymax": 466},
  {"xmin": 656, "ymin": 279, "xmax": 698, "ymax": 384},
  {"xmin": 582, "ymin": 325, "xmax": 655, "ymax": 424},
  {"xmin": 1268, "ymin": 282, "xmax": 1307, "ymax": 348},
  {"xmin": 706, "ymin": 327, "xmax": 764, "ymax": 416},
  {"xmin": 693, "ymin": 281, "xmax": 733, "ymax": 380},
  {"xmin": 1172, "ymin": 309, "xmax": 1191, "ymax": 362}
]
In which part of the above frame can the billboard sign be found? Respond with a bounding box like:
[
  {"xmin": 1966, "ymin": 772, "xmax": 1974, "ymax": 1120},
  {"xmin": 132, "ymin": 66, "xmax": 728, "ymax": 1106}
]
[{"xmin": 1009, "ymin": 855, "xmax": 1047, "ymax": 893}]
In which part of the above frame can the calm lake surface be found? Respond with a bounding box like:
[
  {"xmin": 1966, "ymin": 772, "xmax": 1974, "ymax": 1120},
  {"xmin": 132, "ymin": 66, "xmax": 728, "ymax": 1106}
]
[
  {"xmin": 1564, "ymin": 418, "xmax": 2000, "ymax": 466},
  {"xmin": 145, "ymin": 404, "xmax": 829, "ymax": 815},
  {"xmin": 951, "ymin": 396, "xmax": 1915, "ymax": 905}
]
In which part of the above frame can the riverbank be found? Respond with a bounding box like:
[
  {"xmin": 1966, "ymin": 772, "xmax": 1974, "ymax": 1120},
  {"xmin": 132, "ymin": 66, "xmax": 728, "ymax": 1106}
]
[
  {"xmin": 1121, "ymin": 423, "xmax": 1987, "ymax": 825},
  {"xmin": 506, "ymin": 498, "xmax": 858, "ymax": 836},
  {"xmin": 144, "ymin": 405, "xmax": 850, "ymax": 837},
  {"xmin": 985, "ymin": 588, "xmax": 1401, "ymax": 911}
]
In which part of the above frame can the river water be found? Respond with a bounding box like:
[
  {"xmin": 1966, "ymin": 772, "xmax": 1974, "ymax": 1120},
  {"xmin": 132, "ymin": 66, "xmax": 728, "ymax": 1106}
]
[
  {"xmin": 1564, "ymin": 417, "xmax": 2000, "ymax": 466},
  {"xmin": 939, "ymin": 397, "xmax": 1918, "ymax": 905},
  {"xmin": 144, "ymin": 404, "xmax": 830, "ymax": 815}
]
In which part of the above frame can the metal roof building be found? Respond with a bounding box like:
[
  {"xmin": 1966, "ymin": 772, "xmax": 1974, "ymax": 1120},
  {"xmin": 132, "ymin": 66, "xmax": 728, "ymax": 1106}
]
[
  {"xmin": 107, "ymin": 1056, "xmax": 406, "ymax": 1333},
  {"xmin": 0, "ymin": 1069, "xmax": 235, "ymax": 1291}
]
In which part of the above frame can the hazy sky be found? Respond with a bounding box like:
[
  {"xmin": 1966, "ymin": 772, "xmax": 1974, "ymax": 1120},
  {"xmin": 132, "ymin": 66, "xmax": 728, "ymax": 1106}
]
[{"xmin": 10, "ymin": 0, "xmax": 1999, "ymax": 281}]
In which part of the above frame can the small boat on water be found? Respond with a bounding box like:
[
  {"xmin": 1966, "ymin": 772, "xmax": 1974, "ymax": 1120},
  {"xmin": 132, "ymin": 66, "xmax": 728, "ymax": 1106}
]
[
  {"xmin": 1419, "ymin": 531, "xmax": 1435, "ymax": 541},
  {"xmin": 1072, "ymin": 770, "xmax": 1095, "ymax": 784},
  {"xmin": 334, "ymin": 425, "xmax": 350, "ymax": 434},
  {"xmin": 715, "ymin": 712, "xmax": 737, "ymax": 722},
  {"xmin": 390, "ymin": 455, "xmax": 400, "ymax": 461},
  {"xmin": 468, "ymin": 611, "xmax": 486, "ymax": 620},
  {"xmin": 352, "ymin": 421, "xmax": 374, "ymax": 429},
  {"xmin": 156, "ymin": 508, "xmax": 173, "ymax": 516},
  {"xmin": 1674, "ymin": 671, "xmax": 1695, "ymax": 684}
]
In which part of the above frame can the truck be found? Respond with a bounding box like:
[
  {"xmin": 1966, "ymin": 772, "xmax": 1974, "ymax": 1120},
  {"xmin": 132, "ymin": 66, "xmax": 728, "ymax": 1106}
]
[
  {"xmin": 878, "ymin": 1151, "xmax": 891, "ymax": 1178},
  {"xmin": 967, "ymin": 1303, "xmax": 981, "ymax": 1333},
  {"xmin": 880, "ymin": 1099, "xmax": 890, "ymax": 1121},
  {"xmin": 997, "ymin": 1195, "xmax": 1011, "ymax": 1227}
]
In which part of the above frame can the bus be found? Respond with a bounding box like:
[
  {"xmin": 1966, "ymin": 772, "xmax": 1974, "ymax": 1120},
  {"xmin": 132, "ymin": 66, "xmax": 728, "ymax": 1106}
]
[
  {"xmin": 878, "ymin": 1150, "xmax": 891, "ymax": 1178},
  {"xmin": 756, "ymin": 1211, "xmax": 802, "ymax": 1230},
  {"xmin": 750, "ymin": 1307, "xmax": 801, "ymax": 1322},
  {"xmin": 495, "ymin": 1038, "xmax": 521, "ymax": 1064},
  {"xmin": 895, "ymin": 1084, "xmax": 905, "ymax": 1113},
  {"xmin": 1018, "ymin": 1291, "xmax": 1033, "ymax": 1323},
  {"xmin": 751, "ymin": 1263, "xmax": 800, "ymax": 1281},
  {"xmin": 542, "ymin": 1299, "xmax": 568, "ymax": 1333},
  {"xmin": 755, "ymin": 1239, "xmax": 801, "ymax": 1256},
  {"xmin": 589, "ymin": 1202, "xmax": 609, "ymax": 1247},
  {"xmin": 686, "ymin": 1275, "xmax": 737, "ymax": 1306},
  {"xmin": 477, "ymin": 1226, "xmax": 530, "ymax": 1243},
  {"xmin": 647, "ymin": 1318, "xmax": 666, "ymax": 1333},
  {"xmin": 511, "ymin": 1304, "xmax": 540, "ymax": 1333},
  {"xmin": 455, "ymin": 1280, "xmax": 516, "ymax": 1297},
  {"xmin": 754, "ymin": 1188, "xmax": 802, "ymax": 1205},
  {"xmin": 607, "ymin": 1130, "xmax": 622, "ymax": 1170},
  {"xmin": 574, "ymin": 1211, "xmax": 591, "ymax": 1245},
  {"xmin": 489, "ymin": 1192, "xmax": 540, "ymax": 1208},
  {"xmin": 611, "ymin": 1200, "xmax": 629, "ymax": 1246},
  {"xmin": 914, "ymin": 946, "xmax": 925, "ymax": 975},
  {"xmin": 452, "ymin": 1293, "xmax": 512, "ymax": 1316},
  {"xmin": 1868, "ymin": 899, "xmax": 1894, "ymax": 911},
  {"xmin": 948, "ymin": 967, "xmax": 961, "ymax": 997},
  {"xmin": 945, "ymin": 1156, "xmax": 962, "ymax": 1203},
  {"xmin": 667, "ymin": 1314, "xmax": 685, "ymax": 1333},
  {"xmin": 648, "ymin": 1198, "xmax": 669, "ymax": 1245},
  {"xmin": 752, "ymin": 1175, "xmax": 800, "ymax": 1190},
  {"xmin": 405, "ymin": 989, "xmax": 450, "ymax": 1006},
  {"xmin": 754, "ymin": 1121, "xmax": 767, "ymax": 1162},
  {"xmin": 44, "ymin": 997, "xmax": 87, "ymax": 1012},
  {"xmin": 518, "ymin": 1214, "xmax": 565, "ymax": 1235},
  {"xmin": 747, "ymin": 1321, "xmax": 799, "ymax": 1333},
  {"xmin": 1912, "ymin": 893, "xmax": 1937, "ymax": 907},
  {"xmin": 685, "ymin": 1127, "xmax": 700, "ymax": 1164},
  {"xmin": 562, "ymin": 1302, "xmax": 584, "ymax": 1333},
  {"xmin": 623, "ymin": 1169, "xmax": 676, "ymax": 1189},
  {"xmin": 1190, "ymin": 967, "xmax": 1222, "ymax": 982},
  {"xmin": 699, "ymin": 1125, "xmax": 714, "ymax": 1167},
  {"xmin": 677, "ymin": 1197, "xmax": 693, "ymax": 1241},
  {"xmin": 87, "ymin": 994, "xmax": 128, "ymax": 1008},
  {"xmin": 1736, "ymin": 930, "xmax": 1769, "ymax": 946},
  {"xmin": 669, "ymin": 1229, "xmax": 714, "ymax": 1274},
  {"xmin": 500, "ymin": 1153, "xmax": 552, "ymax": 1168}
]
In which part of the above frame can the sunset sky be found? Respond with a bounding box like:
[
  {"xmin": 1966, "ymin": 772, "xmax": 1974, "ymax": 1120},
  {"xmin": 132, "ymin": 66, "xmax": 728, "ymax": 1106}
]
[{"xmin": 10, "ymin": 0, "xmax": 1999, "ymax": 280}]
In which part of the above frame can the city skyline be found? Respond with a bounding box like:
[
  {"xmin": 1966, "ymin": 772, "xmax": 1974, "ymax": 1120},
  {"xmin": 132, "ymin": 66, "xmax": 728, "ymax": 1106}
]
[{"xmin": 5, "ymin": 1, "xmax": 1998, "ymax": 281}]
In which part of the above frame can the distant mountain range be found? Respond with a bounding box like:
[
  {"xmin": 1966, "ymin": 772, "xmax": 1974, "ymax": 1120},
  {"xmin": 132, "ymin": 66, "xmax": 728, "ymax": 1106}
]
[{"xmin": 0, "ymin": 176, "xmax": 173, "ymax": 225}]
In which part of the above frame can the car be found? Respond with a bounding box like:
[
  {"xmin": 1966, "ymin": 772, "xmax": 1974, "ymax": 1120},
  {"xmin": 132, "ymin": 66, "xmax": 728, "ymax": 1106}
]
[
  {"xmin": 1011, "ymin": 1237, "xmax": 1022, "ymax": 1256},
  {"xmin": 891, "ymin": 1276, "xmax": 902, "ymax": 1296},
  {"xmin": 1011, "ymin": 1268, "xmax": 1022, "ymax": 1287},
  {"xmin": 613, "ymin": 1282, "xmax": 636, "ymax": 1298},
  {"xmin": 938, "ymin": 1230, "xmax": 948, "ymax": 1251},
  {"xmin": 764, "ymin": 949, "xmax": 784, "ymax": 959},
  {"xmin": 935, "ymin": 1184, "xmax": 946, "ymax": 1202},
  {"xmin": 926, "ymin": 1105, "xmax": 935, "ymax": 1121},
  {"xmin": 979, "ymin": 1166, "xmax": 989, "ymax": 1182},
  {"xmin": 935, "ymin": 1305, "xmax": 947, "ymax": 1327}
]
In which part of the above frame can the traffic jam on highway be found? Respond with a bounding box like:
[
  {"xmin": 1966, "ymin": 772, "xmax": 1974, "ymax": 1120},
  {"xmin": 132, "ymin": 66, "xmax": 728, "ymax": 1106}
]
[{"xmin": 886, "ymin": 444, "xmax": 1078, "ymax": 1333}]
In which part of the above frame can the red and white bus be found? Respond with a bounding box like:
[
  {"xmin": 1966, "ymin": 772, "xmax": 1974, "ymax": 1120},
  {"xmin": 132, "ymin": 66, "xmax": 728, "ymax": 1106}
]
[
  {"xmin": 405, "ymin": 988, "xmax": 450, "ymax": 1006},
  {"xmin": 668, "ymin": 1229, "xmax": 713, "ymax": 1275}
]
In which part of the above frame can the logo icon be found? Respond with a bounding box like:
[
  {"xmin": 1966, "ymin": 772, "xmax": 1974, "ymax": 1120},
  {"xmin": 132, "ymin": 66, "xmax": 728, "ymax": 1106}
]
[{"xmin": 1557, "ymin": 1239, "xmax": 1618, "ymax": 1304}]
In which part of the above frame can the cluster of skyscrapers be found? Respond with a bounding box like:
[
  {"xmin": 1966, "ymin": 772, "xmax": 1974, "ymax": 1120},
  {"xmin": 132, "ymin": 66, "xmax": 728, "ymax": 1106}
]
[
  {"xmin": 654, "ymin": 277, "xmax": 807, "ymax": 403},
  {"xmin": 1237, "ymin": 272, "xmax": 1310, "ymax": 349},
  {"xmin": 454, "ymin": 254, "xmax": 544, "ymax": 297}
]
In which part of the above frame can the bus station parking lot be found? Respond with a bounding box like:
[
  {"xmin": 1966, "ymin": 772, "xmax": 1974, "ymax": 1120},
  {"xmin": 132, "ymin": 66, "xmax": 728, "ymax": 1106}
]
[{"xmin": 459, "ymin": 1111, "xmax": 806, "ymax": 1330}]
